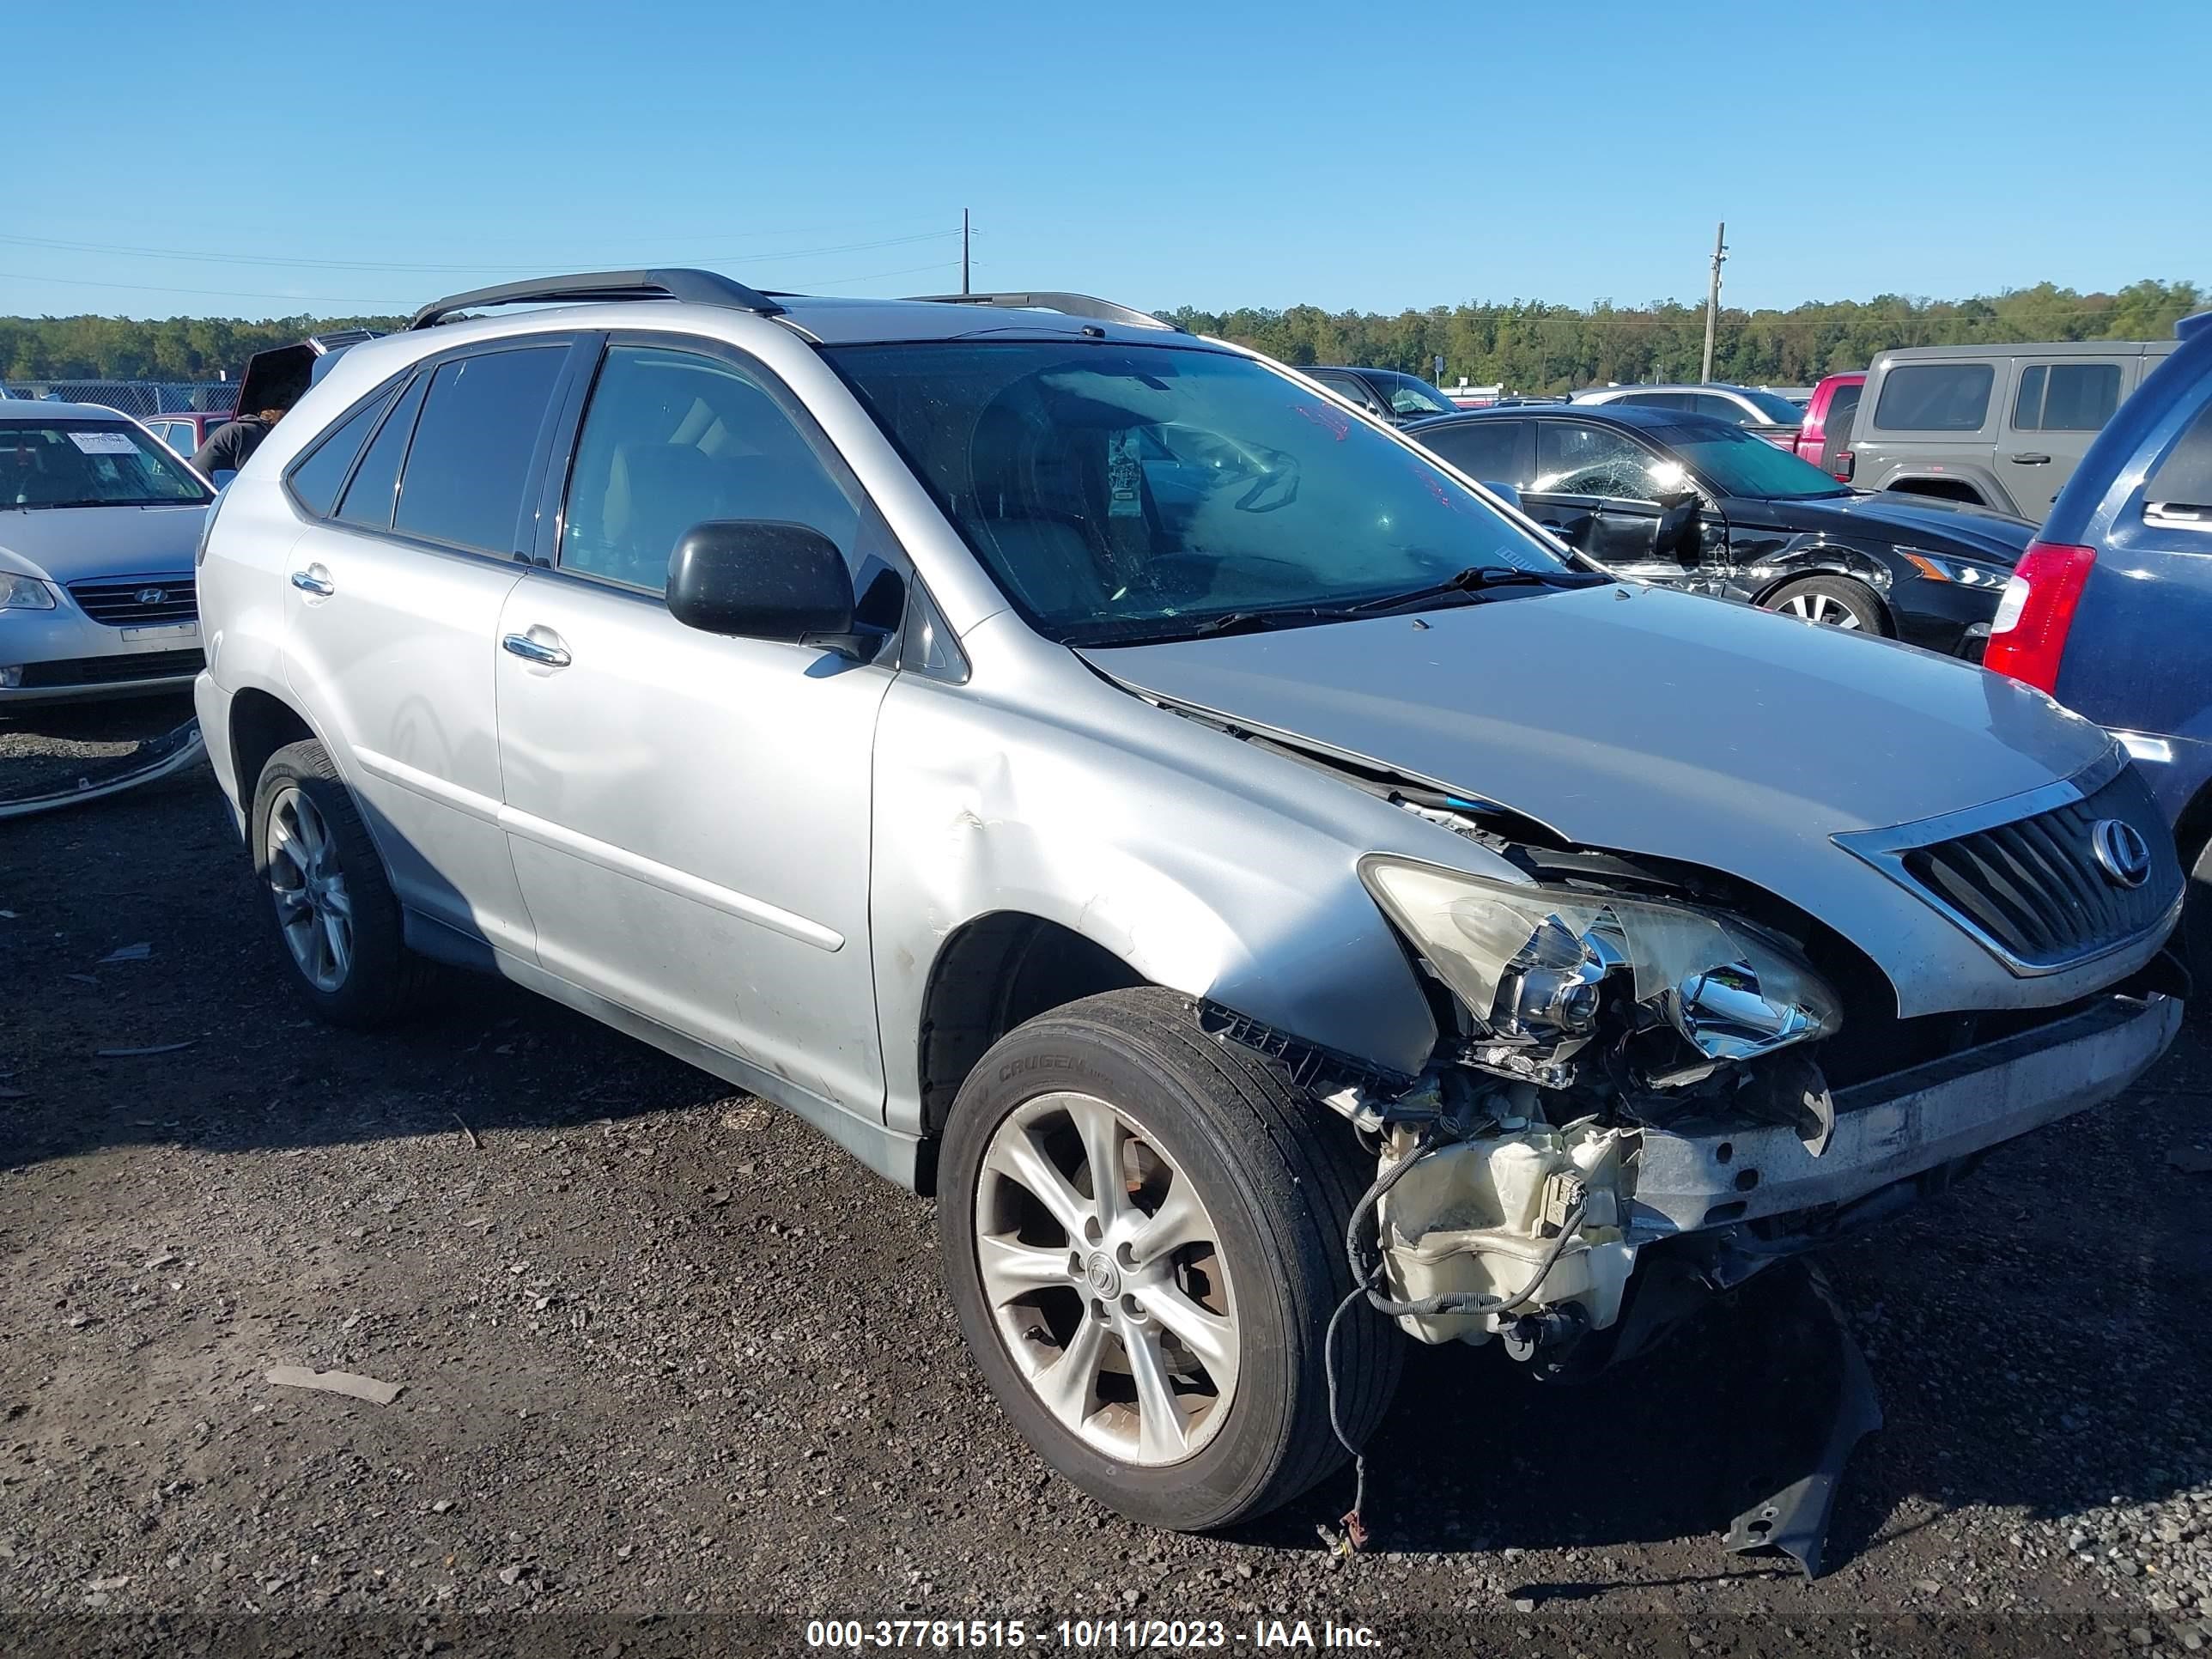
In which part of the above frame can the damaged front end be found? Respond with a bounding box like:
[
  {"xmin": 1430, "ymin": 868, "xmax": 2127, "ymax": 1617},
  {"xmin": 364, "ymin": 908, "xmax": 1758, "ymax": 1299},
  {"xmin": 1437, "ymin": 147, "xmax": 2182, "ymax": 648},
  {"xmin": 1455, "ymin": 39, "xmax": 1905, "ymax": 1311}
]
[
  {"xmin": 1347, "ymin": 849, "xmax": 1848, "ymax": 1352},
  {"xmin": 1301, "ymin": 842, "xmax": 2180, "ymax": 1364}
]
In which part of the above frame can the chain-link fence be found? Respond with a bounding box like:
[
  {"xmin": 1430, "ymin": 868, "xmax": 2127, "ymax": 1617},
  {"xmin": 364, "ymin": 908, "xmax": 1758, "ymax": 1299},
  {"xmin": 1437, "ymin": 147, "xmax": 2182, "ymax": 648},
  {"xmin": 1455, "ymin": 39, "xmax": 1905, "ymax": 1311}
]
[{"xmin": 1, "ymin": 381, "xmax": 233, "ymax": 418}]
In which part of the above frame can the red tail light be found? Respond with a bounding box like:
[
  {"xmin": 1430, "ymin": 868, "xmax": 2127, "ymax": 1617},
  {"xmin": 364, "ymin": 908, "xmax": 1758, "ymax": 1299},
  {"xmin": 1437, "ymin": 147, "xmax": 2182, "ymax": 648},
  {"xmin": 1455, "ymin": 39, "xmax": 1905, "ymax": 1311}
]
[
  {"xmin": 1831, "ymin": 450, "xmax": 1854, "ymax": 481},
  {"xmin": 1983, "ymin": 541, "xmax": 2097, "ymax": 693}
]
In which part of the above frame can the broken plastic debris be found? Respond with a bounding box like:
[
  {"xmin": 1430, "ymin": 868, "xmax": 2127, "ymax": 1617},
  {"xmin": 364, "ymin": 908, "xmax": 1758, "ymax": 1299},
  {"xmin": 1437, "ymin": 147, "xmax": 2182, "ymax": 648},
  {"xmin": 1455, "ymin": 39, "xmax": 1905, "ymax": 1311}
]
[
  {"xmin": 100, "ymin": 943, "xmax": 152, "ymax": 963},
  {"xmin": 95, "ymin": 1041, "xmax": 194, "ymax": 1057},
  {"xmin": 2170, "ymin": 1146, "xmax": 2212, "ymax": 1175},
  {"xmin": 265, "ymin": 1365, "xmax": 403, "ymax": 1406}
]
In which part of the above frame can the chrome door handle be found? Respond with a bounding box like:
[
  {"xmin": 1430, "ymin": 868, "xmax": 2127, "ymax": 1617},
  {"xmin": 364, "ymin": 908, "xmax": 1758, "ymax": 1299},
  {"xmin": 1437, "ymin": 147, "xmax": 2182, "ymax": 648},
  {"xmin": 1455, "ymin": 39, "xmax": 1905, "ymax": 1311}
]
[
  {"xmin": 2010, "ymin": 453, "xmax": 2052, "ymax": 465},
  {"xmin": 289, "ymin": 567, "xmax": 334, "ymax": 596},
  {"xmin": 501, "ymin": 632, "xmax": 572, "ymax": 668}
]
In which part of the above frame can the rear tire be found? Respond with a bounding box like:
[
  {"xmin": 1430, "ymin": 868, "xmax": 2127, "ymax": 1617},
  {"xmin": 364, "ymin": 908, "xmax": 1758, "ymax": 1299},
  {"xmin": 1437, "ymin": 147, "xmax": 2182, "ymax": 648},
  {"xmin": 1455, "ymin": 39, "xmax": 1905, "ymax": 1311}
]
[
  {"xmin": 250, "ymin": 738, "xmax": 428, "ymax": 1028},
  {"xmin": 938, "ymin": 987, "xmax": 1401, "ymax": 1531},
  {"xmin": 1764, "ymin": 574, "xmax": 1886, "ymax": 634}
]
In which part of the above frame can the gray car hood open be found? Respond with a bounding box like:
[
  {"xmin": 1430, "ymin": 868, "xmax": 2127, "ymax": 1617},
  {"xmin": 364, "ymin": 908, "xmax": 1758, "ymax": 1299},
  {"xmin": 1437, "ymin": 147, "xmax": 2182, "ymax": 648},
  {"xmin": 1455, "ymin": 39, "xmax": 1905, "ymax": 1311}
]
[
  {"xmin": 0, "ymin": 501, "xmax": 208, "ymax": 584},
  {"xmin": 1082, "ymin": 583, "xmax": 2116, "ymax": 993}
]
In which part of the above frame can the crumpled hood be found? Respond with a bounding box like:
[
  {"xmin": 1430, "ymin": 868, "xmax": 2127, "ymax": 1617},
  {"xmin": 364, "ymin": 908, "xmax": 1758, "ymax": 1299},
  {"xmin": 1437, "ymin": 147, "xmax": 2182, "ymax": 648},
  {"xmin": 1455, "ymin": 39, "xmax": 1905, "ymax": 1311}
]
[
  {"xmin": 1081, "ymin": 583, "xmax": 2115, "ymax": 972},
  {"xmin": 0, "ymin": 501, "xmax": 207, "ymax": 583},
  {"xmin": 1742, "ymin": 490, "xmax": 2037, "ymax": 567}
]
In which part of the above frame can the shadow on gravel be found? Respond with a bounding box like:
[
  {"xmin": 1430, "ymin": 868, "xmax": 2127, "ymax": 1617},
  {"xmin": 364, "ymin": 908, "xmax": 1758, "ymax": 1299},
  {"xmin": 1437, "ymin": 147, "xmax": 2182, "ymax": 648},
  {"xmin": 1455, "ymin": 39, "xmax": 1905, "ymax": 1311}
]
[{"xmin": 1226, "ymin": 1023, "xmax": 2212, "ymax": 1584}]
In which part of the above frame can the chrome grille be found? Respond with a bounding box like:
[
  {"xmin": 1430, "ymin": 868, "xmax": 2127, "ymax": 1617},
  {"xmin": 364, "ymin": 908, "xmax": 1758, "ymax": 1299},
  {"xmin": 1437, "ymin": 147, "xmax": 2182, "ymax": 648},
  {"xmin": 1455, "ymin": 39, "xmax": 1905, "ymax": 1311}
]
[
  {"xmin": 66, "ymin": 574, "xmax": 198, "ymax": 628},
  {"xmin": 1838, "ymin": 757, "xmax": 2181, "ymax": 974}
]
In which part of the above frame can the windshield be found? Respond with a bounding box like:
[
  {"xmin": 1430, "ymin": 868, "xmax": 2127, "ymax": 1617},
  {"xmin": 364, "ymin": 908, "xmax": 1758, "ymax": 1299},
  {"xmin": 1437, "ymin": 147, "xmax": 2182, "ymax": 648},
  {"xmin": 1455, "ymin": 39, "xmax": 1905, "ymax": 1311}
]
[
  {"xmin": 828, "ymin": 342, "xmax": 1572, "ymax": 644},
  {"xmin": 1371, "ymin": 372, "xmax": 1459, "ymax": 418},
  {"xmin": 1664, "ymin": 421, "xmax": 1850, "ymax": 500},
  {"xmin": 0, "ymin": 419, "xmax": 213, "ymax": 508},
  {"xmin": 1740, "ymin": 389, "xmax": 1807, "ymax": 425}
]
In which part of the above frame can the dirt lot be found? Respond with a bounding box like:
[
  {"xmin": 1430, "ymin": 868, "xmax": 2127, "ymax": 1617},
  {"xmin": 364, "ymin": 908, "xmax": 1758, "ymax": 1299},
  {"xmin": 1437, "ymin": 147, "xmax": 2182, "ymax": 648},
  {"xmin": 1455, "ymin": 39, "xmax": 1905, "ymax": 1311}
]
[{"xmin": 4, "ymin": 696, "xmax": 2212, "ymax": 1659}]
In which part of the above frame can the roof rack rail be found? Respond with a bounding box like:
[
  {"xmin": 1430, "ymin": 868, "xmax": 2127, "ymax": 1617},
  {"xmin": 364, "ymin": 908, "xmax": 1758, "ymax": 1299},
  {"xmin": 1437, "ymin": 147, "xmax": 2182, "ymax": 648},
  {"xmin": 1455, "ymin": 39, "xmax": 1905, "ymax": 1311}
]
[
  {"xmin": 902, "ymin": 291, "xmax": 1185, "ymax": 334},
  {"xmin": 409, "ymin": 268, "xmax": 785, "ymax": 331}
]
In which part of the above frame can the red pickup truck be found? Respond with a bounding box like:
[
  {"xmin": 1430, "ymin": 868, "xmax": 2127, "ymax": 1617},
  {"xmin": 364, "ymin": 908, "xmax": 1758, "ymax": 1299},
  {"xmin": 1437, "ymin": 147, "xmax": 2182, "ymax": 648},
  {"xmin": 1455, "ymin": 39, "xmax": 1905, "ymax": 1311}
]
[{"xmin": 1795, "ymin": 371, "xmax": 1864, "ymax": 479}]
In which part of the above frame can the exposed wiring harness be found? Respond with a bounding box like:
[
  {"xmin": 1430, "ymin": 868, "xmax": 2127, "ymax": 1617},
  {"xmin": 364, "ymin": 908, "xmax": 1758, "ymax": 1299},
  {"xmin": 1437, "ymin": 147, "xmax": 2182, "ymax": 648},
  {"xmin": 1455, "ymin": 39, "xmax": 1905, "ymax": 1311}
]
[{"xmin": 1322, "ymin": 1130, "xmax": 1590, "ymax": 1548}]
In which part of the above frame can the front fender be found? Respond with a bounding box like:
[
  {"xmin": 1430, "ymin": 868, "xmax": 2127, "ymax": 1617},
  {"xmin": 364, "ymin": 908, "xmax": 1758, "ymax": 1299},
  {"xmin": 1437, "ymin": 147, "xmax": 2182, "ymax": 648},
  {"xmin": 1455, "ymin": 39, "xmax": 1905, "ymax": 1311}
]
[
  {"xmin": 1742, "ymin": 538, "xmax": 1896, "ymax": 610},
  {"xmin": 869, "ymin": 653, "xmax": 1460, "ymax": 1138}
]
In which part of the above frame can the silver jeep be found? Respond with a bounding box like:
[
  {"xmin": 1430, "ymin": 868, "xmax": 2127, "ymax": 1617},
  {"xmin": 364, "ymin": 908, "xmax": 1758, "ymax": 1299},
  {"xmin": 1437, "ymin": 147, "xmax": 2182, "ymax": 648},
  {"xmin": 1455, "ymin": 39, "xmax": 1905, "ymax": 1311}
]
[{"xmin": 193, "ymin": 270, "xmax": 2183, "ymax": 1533}]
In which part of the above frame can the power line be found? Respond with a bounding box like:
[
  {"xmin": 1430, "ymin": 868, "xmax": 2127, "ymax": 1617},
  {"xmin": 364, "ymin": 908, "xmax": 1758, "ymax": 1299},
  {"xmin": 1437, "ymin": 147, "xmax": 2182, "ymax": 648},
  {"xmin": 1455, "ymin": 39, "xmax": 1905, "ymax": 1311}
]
[
  {"xmin": 0, "ymin": 270, "xmax": 411, "ymax": 308},
  {"xmin": 0, "ymin": 256, "xmax": 971, "ymax": 313},
  {"xmin": 0, "ymin": 227, "xmax": 964, "ymax": 276}
]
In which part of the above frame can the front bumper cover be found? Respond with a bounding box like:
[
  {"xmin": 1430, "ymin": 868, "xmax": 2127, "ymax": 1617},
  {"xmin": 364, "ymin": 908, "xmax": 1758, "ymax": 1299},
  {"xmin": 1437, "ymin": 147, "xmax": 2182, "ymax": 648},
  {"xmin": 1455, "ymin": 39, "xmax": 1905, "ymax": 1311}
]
[{"xmin": 1630, "ymin": 992, "xmax": 2181, "ymax": 1237}]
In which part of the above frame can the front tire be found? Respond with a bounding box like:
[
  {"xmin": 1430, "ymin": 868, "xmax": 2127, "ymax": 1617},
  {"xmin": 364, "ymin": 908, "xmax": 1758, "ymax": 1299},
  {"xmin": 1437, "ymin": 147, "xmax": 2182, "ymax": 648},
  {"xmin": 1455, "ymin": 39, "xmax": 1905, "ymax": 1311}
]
[
  {"xmin": 938, "ymin": 988, "xmax": 1401, "ymax": 1530},
  {"xmin": 1764, "ymin": 574, "xmax": 1885, "ymax": 633},
  {"xmin": 250, "ymin": 738, "xmax": 427, "ymax": 1027}
]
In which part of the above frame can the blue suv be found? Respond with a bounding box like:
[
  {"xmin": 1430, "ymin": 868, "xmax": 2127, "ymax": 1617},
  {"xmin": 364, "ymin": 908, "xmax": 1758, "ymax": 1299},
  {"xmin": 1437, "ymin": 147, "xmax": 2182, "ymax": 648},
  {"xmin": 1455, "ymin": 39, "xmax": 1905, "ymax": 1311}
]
[{"xmin": 1986, "ymin": 310, "xmax": 2212, "ymax": 970}]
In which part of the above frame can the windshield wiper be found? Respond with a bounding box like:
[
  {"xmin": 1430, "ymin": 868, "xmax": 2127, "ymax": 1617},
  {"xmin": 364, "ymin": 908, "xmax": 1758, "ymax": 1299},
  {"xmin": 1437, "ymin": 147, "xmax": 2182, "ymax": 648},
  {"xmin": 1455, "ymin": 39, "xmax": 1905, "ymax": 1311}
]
[
  {"xmin": 1187, "ymin": 605, "xmax": 1362, "ymax": 636},
  {"xmin": 1078, "ymin": 605, "xmax": 1362, "ymax": 647},
  {"xmin": 1346, "ymin": 563, "xmax": 1607, "ymax": 615},
  {"xmin": 7, "ymin": 498, "xmax": 174, "ymax": 511}
]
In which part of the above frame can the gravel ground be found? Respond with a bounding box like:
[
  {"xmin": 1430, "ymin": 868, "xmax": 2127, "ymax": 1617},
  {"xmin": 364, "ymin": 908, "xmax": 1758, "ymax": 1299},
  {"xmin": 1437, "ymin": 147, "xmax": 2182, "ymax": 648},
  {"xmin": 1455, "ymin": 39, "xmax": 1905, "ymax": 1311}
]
[{"xmin": 3, "ymin": 697, "xmax": 2211, "ymax": 1658}]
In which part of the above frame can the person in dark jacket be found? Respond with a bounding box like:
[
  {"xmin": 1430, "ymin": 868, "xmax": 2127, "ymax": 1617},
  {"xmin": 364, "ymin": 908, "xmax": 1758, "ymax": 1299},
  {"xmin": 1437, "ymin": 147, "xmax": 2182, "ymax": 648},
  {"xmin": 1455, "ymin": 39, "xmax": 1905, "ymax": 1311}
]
[{"xmin": 190, "ymin": 394, "xmax": 293, "ymax": 477}]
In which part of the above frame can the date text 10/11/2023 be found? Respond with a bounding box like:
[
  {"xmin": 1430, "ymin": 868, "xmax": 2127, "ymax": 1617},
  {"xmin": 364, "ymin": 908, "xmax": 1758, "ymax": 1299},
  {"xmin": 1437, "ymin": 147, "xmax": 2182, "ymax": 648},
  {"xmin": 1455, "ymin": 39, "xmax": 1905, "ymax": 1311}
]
[{"xmin": 803, "ymin": 1618, "xmax": 1387, "ymax": 1650}]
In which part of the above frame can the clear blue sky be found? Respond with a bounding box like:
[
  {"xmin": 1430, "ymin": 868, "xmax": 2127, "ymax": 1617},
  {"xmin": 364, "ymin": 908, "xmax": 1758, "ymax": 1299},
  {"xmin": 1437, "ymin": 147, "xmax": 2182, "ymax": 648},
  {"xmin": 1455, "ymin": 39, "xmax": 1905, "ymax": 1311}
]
[{"xmin": 9, "ymin": 0, "xmax": 2207, "ymax": 321}]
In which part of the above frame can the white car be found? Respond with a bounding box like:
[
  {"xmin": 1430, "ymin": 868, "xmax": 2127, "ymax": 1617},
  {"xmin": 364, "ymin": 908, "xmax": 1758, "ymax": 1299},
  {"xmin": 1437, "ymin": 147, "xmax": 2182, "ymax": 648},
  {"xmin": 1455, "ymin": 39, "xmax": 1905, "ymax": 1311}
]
[
  {"xmin": 1571, "ymin": 382, "xmax": 1805, "ymax": 447},
  {"xmin": 0, "ymin": 402, "xmax": 213, "ymax": 702}
]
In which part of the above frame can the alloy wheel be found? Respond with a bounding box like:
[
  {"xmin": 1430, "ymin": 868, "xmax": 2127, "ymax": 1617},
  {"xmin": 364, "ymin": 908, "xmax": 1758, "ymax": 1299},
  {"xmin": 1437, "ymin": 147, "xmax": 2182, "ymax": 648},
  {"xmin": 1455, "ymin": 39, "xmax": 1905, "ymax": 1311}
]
[
  {"xmin": 974, "ymin": 1091, "xmax": 1239, "ymax": 1467},
  {"xmin": 1781, "ymin": 591, "xmax": 1863, "ymax": 628},
  {"xmin": 265, "ymin": 785, "xmax": 354, "ymax": 993}
]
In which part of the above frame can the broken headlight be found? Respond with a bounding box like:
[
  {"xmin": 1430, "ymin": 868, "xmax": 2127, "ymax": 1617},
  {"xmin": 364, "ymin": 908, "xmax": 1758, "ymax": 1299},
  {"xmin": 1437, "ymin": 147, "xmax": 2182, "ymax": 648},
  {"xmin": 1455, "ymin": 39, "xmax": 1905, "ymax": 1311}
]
[{"xmin": 1358, "ymin": 855, "xmax": 1841, "ymax": 1085}]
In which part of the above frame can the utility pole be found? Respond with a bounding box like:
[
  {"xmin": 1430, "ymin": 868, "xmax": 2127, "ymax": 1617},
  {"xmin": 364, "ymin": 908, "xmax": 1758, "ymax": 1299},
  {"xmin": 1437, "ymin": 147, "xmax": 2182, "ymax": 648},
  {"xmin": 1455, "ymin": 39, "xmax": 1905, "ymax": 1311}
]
[
  {"xmin": 961, "ymin": 209, "xmax": 970, "ymax": 296},
  {"xmin": 1700, "ymin": 220, "xmax": 1727, "ymax": 383}
]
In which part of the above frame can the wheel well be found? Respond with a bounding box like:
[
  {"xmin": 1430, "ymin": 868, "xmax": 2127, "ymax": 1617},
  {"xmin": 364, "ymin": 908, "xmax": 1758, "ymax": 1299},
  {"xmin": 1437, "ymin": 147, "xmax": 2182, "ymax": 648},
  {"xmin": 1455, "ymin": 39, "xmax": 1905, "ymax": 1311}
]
[
  {"xmin": 1884, "ymin": 477, "xmax": 1987, "ymax": 507},
  {"xmin": 1757, "ymin": 568, "xmax": 1893, "ymax": 635},
  {"xmin": 917, "ymin": 913, "xmax": 1148, "ymax": 1143},
  {"xmin": 228, "ymin": 688, "xmax": 314, "ymax": 805}
]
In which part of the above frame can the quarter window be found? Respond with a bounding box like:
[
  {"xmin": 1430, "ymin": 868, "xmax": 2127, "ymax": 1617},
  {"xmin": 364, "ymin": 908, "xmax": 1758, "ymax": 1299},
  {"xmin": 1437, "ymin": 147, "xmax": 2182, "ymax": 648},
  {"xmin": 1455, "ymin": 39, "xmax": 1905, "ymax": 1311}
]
[
  {"xmin": 2145, "ymin": 401, "xmax": 2212, "ymax": 510},
  {"xmin": 336, "ymin": 373, "xmax": 427, "ymax": 529},
  {"xmin": 1873, "ymin": 362, "xmax": 1994, "ymax": 432},
  {"xmin": 392, "ymin": 347, "xmax": 568, "ymax": 554},
  {"xmin": 288, "ymin": 385, "xmax": 399, "ymax": 519},
  {"xmin": 560, "ymin": 344, "xmax": 863, "ymax": 594},
  {"xmin": 1534, "ymin": 422, "xmax": 1669, "ymax": 501}
]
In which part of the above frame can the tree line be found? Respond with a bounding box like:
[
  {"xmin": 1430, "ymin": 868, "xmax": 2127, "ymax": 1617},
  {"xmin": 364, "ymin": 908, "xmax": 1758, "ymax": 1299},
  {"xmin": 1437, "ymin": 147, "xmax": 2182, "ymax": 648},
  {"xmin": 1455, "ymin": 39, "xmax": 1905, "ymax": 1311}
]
[
  {"xmin": 3, "ymin": 279, "xmax": 2203, "ymax": 392},
  {"xmin": 1168, "ymin": 279, "xmax": 2205, "ymax": 392}
]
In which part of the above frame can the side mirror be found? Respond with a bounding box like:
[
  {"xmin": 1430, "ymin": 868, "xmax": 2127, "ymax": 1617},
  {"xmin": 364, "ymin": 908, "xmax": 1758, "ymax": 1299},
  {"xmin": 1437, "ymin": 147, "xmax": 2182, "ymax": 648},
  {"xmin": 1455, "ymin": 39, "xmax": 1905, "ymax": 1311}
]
[
  {"xmin": 1481, "ymin": 480, "xmax": 1524, "ymax": 512},
  {"xmin": 666, "ymin": 520, "xmax": 859, "ymax": 651},
  {"xmin": 1656, "ymin": 490, "xmax": 1702, "ymax": 561}
]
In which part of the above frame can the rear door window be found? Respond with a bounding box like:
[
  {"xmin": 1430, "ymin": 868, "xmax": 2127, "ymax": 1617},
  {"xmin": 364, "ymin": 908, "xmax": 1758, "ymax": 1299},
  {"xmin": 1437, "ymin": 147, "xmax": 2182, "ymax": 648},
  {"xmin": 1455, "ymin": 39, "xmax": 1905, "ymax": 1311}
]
[
  {"xmin": 1873, "ymin": 362, "xmax": 1994, "ymax": 431},
  {"xmin": 2014, "ymin": 362, "xmax": 2122, "ymax": 432},
  {"xmin": 1419, "ymin": 420, "xmax": 1530, "ymax": 486},
  {"xmin": 392, "ymin": 346, "xmax": 568, "ymax": 555},
  {"xmin": 1686, "ymin": 392, "xmax": 1753, "ymax": 424}
]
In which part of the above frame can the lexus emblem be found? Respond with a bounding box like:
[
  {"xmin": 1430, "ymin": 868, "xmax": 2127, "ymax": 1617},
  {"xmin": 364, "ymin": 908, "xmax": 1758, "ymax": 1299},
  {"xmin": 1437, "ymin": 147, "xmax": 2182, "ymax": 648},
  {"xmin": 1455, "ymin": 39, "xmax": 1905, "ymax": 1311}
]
[
  {"xmin": 135, "ymin": 587, "xmax": 168, "ymax": 606},
  {"xmin": 2090, "ymin": 818, "xmax": 2153, "ymax": 890}
]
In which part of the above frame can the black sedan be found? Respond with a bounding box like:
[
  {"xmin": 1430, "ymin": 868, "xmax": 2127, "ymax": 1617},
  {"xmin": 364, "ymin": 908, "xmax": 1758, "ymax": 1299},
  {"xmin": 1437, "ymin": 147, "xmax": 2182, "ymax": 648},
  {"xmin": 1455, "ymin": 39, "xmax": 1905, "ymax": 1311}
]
[{"xmin": 1407, "ymin": 403, "xmax": 2033, "ymax": 658}]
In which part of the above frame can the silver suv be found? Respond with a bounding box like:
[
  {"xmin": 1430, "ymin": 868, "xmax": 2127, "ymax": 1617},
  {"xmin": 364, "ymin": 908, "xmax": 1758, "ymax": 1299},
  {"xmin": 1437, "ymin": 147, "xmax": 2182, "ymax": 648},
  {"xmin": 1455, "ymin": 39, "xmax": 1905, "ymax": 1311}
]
[
  {"xmin": 1849, "ymin": 340, "xmax": 2178, "ymax": 518},
  {"xmin": 195, "ymin": 270, "xmax": 2184, "ymax": 1534}
]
